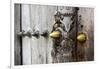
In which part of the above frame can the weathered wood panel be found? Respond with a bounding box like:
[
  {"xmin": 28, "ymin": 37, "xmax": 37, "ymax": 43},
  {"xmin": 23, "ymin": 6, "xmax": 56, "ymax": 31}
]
[
  {"xmin": 30, "ymin": 5, "xmax": 47, "ymax": 64},
  {"xmin": 14, "ymin": 4, "xmax": 21, "ymax": 65},
  {"xmin": 30, "ymin": 5, "xmax": 57, "ymax": 64},
  {"xmin": 44, "ymin": 6, "xmax": 57, "ymax": 63},
  {"xmin": 77, "ymin": 8, "xmax": 94, "ymax": 61},
  {"xmin": 22, "ymin": 5, "xmax": 32, "ymax": 64}
]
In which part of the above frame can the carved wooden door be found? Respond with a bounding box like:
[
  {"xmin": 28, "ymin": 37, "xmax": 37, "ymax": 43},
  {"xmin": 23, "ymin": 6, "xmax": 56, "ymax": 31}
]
[{"xmin": 14, "ymin": 4, "xmax": 94, "ymax": 65}]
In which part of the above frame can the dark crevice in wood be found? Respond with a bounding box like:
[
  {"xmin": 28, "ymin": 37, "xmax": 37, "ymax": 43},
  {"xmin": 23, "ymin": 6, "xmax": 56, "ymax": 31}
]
[
  {"xmin": 20, "ymin": 4, "xmax": 23, "ymax": 65},
  {"xmin": 74, "ymin": 7, "xmax": 79, "ymax": 61},
  {"xmin": 70, "ymin": 7, "xmax": 79, "ymax": 62}
]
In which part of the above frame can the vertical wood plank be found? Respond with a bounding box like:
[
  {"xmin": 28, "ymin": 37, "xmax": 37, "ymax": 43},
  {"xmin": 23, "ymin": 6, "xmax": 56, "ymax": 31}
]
[
  {"xmin": 14, "ymin": 4, "xmax": 21, "ymax": 65},
  {"xmin": 39, "ymin": 5, "xmax": 49, "ymax": 63},
  {"xmin": 77, "ymin": 8, "xmax": 94, "ymax": 61},
  {"xmin": 30, "ymin": 5, "xmax": 41, "ymax": 64},
  {"xmin": 46, "ymin": 6, "xmax": 57, "ymax": 63},
  {"xmin": 30, "ymin": 5, "xmax": 47, "ymax": 64},
  {"xmin": 22, "ymin": 4, "xmax": 31, "ymax": 64},
  {"xmin": 30, "ymin": 5, "xmax": 56, "ymax": 64}
]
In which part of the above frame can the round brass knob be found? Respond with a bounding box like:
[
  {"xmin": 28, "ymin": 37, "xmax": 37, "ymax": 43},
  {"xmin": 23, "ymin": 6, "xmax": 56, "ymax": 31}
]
[
  {"xmin": 77, "ymin": 32, "xmax": 87, "ymax": 43},
  {"xmin": 50, "ymin": 31, "xmax": 61, "ymax": 38}
]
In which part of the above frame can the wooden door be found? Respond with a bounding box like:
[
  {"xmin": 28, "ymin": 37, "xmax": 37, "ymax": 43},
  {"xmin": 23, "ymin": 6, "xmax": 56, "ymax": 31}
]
[
  {"xmin": 14, "ymin": 4, "xmax": 94, "ymax": 65},
  {"xmin": 21, "ymin": 4, "xmax": 57, "ymax": 64}
]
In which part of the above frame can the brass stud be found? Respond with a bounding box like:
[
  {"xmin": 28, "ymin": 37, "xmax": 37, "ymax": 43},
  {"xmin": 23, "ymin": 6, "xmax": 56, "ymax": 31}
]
[
  {"xmin": 77, "ymin": 32, "xmax": 87, "ymax": 43},
  {"xmin": 50, "ymin": 31, "xmax": 61, "ymax": 38}
]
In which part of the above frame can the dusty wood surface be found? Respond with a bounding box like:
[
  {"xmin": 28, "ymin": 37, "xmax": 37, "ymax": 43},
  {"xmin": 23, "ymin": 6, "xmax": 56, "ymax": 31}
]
[
  {"xmin": 77, "ymin": 8, "xmax": 94, "ymax": 61},
  {"xmin": 14, "ymin": 4, "xmax": 21, "ymax": 65},
  {"xmin": 30, "ymin": 5, "xmax": 57, "ymax": 64},
  {"xmin": 21, "ymin": 5, "xmax": 32, "ymax": 65}
]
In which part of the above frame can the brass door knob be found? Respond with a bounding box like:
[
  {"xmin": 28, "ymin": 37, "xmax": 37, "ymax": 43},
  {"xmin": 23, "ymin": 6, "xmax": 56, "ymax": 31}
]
[
  {"xmin": 77, "ymin": 32, "xmax": 87, "ymax": 43},
  {"xmin": 50, "ymin": 31, "xmax": 61, "ymax": 38}
]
